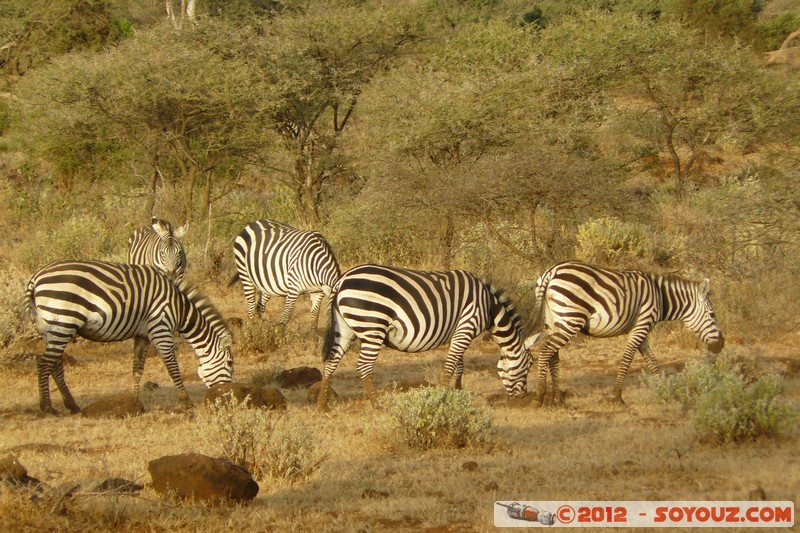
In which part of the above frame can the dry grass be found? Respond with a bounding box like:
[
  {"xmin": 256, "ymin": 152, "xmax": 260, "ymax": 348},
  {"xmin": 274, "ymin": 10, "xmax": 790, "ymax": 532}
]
[{"xmin": 1, "ymin": 304, "xmax": 798, "ymax": 532}]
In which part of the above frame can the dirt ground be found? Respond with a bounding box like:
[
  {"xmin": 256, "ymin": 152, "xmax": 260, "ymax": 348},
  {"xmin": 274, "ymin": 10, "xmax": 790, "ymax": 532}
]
[{"xmin": 1, "ymin": 295, "xmax": 798, "ymax": 532}]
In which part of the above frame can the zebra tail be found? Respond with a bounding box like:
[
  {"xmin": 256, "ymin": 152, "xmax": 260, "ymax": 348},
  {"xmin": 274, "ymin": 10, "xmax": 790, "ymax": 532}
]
[
  {"xmin": 321, "ymin": 287, "xmax": 340, "ymax": 362},
  {"xmin": 18, "ymin": 280, "xmax": 36, "ymax": 324},
  {"xmin": 227, "ymin": 272, "xmax": 240, "ymax": 287}
]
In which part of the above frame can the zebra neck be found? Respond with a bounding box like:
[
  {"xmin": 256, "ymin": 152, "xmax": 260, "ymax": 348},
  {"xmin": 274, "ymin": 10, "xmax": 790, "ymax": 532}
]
[{"xmin": 656, "ymin": 275, "xmax": 689, "ymax": 322}]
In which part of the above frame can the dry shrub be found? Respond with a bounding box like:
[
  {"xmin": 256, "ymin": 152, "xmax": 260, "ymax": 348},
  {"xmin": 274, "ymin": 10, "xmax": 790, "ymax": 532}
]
[
  {"xmin": 199, "ymin": 394, "xmax": 322, "ymax": 483},
  {"xmin": 646, "ymin": 350, "xmax": 795, "ymax": 443},
  {"xmin": 235, "ymin": 320, "xmax": 290, "ymax": 354},
  {"xmin": 575, "ymin": 216, "xmax": 681, "ymax": 268},
  {"xmin": 378, "ymin": 386, "xmax": 492, "ymax": 450}
]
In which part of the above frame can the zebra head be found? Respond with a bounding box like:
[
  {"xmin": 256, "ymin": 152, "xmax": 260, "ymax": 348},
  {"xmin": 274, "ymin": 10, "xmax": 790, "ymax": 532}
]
[
  {"xmin": 151, "ymin": 218, "xmax": 188, "ymax": 282},
  {"xmin": 197, "ymin": 330, "xmax": 234, "ymax": 386},
  {"xmin": 684, "ymin": 278, "xmax": 725, "ymax": 354},
  {"xmin": 488, "ymin": 286, "xmax": 530, "ymax": 398}
]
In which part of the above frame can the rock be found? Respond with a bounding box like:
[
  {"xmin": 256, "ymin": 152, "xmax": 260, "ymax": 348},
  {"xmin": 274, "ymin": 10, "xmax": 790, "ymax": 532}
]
[
  {"xmin": 461, "ymin": 461, "xmax": 479, "ymax": 472},
  {"xmin": 483, "ymin": 481, "xmax": 499, "ymax": 492},
  {"xmin": 81, "ymin": 395, "xmax": 145, "ymax": 419},
  {"xmin": 0, "ymin": 454, "xmax": 41, "ymax": 487},
  {"xmin": 361, "ymin": 488, "xmax": 390, "ymax": 499},
  {"xmin": 142, "ymin": 381, "xmax": 159, "ymax": 391},
  {"xmin": 275, "ymin": 366, "xmax": 322, "ymax": 388},
  {"xmin": 307, "ymin": 381, "xmax": 341, "ymax": 404},
  {"xmin": 205, "ymin": 383, "xmax": 287, "ymax": 411},
  {"xmin": 148, "ymin": 454, "xmax": 258, "ymax": 504},
  {"xmin": 93, "ymin": 477, "xmax": 144, "ymax": 494},
  {"xmin": 228, "ymin": 317, "xmax": 244, "ymax": 329}
]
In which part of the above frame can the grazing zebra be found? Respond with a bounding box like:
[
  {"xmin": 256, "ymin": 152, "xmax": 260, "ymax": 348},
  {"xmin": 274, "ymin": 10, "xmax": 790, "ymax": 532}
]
[
  {"xmin": 230, "ymin": 219, "xmax": 341, "ymax": 330},
  {"xmin": 527, "ymin": 260, "xmax": 725, "ymax": 406},
  {"xmin": 19, "ymin": 260, "xmax": 233, "ymax": 414},
  {"xmin": 316, "ymin": 264, "xmax": 531, "ymax": 410},
  {"xmin": 128, "ymin": 218, "xmax": 188, "ymax": 282}
]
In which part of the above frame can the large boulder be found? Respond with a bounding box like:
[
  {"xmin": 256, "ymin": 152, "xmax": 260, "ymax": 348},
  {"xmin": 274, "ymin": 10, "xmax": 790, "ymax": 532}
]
[
  {"xmin": 275, "ymin": 366, "xmax": 322, "ymax": 389},
  {"xmin": 81, "ymin": 395, "xmax": 145, "ymax": 418},
  {"xmin": 148, "ymin": 454, "xmax": 258, "ymax": 504},
  {"xmin": 205, "ymin": 383, "xmax": 287, "ymax": 411}
]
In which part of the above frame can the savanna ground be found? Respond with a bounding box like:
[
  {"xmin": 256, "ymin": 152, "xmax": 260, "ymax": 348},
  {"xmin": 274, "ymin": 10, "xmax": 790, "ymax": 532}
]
[{"xmin": 1, "ymin": 288, "xmax": 798, "ymax": 532}]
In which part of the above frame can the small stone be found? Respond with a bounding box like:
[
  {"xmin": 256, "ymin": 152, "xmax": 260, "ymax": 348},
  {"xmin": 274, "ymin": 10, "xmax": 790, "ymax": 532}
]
[
  {"xmin": 94, "ymin": 478, "xmax": 144, "ymax": 493},
  {"xmin": 361, "ymin": 488, "xmax": 390, "ymax": 499},
  {"xmin": 483, "ymin": 481, "xmax": 499, "ymax": 492},
  {"xmin": 461, "ymin": 461, "xmax": 479, "ymax": 472}
]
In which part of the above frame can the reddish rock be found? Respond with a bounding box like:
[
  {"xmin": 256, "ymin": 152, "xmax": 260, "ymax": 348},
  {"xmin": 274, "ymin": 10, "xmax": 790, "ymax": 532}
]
[
  {"xmin": 275, "ymin": 366, "xmax": 322, "ymax": 388},
  {"xmin": 81, "ymin": 395, "xmax": 145, "ymax": 418},
  {"xmin": 148, "ymin": 454, "xmax": 258, "ymax": 504},
  {"xmin": 205, "ymin": 383, "xmax": 286, "ymax": 411},
  {"xmin": 307, "ymin": 381, "xmax": 341, "ymax": 404},
  {"xmin": 0, "ymin": 454, "xmax": 40, "ymax": 487}
]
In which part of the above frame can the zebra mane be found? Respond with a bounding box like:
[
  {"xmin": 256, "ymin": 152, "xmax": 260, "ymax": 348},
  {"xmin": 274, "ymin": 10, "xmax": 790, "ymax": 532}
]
[
  {"xmin": 175, "ymin": 279, "xmax": 230, "ymax": 335},
  {"xmin": 482, "ymin": 279, "xmax": 523, "ymax": 329}
]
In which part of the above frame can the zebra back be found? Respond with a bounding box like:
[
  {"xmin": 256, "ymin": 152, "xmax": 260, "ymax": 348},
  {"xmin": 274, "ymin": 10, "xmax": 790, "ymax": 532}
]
[{"xmin": 128, "ymin": 218, "xmax": 188, "ymax": 282}]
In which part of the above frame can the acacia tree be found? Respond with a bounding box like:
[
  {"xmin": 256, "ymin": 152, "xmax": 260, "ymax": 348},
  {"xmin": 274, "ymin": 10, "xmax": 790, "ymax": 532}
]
[
  {"xmin": 15, "ymin": 20, "xmax": 271, "ymax": 222},
  {"xmin": 537, "ymin": 10, "xmax": 773, "ymax": 201},
  {"xmin": 254, "ymin": 2, "xmax": 420, "ymax": 223}
]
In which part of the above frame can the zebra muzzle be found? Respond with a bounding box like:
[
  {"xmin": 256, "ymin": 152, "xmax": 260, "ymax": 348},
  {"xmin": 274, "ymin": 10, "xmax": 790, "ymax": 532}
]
[{"xmin": 706, "ymin": 334, "xmax": 725, "ymax": 354}]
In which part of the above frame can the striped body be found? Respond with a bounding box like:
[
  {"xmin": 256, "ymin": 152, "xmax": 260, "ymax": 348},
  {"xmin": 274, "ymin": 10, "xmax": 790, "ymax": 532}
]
[
  {"xmin": 231, "ymin": 219, "xmax": 341, "ymax": 329},
  {"xmin": 20, "ymin": 260, "xmax": 233, "ymax": 413},
  {"xmin": 317, "ymin": 264, "xmax": 530, "ymax": 409},
  {"xmin": 528, "ymin": 260, "xmax": 724, "ymax": 405},
  {"xmin": 128, "ymin": 218, "xmax": 188, "ymax": 282}
]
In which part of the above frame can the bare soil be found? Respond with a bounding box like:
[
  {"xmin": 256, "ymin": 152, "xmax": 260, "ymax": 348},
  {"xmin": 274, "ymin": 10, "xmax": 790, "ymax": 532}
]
[{"xmin": 1, "ymin": 296, "xmax": 798, "ymax": 532}]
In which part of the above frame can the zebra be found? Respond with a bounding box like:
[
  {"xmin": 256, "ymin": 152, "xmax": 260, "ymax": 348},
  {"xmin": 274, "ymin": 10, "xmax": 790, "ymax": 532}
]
[
  {"xmin": 19, "ymin": 260, "xmax": 233, "ymax": 414},
  {"xmin": 128, "ymin": 218, "xmax": 188, "ymax": 282},
  {"xmin": 316, "ymin": 264, "xmax": 531, "ymax": 410},
  {"xmin": 526, "ymin": 260, "xmax": 725, "ymax": 406},
  {"xmin": 230, "ymin": 219, "xmax": 341, "ymax": 331}
]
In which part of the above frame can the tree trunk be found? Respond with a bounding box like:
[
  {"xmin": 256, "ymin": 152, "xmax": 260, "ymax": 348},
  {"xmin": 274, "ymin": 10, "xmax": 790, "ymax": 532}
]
[{"xmin": 443, "ymin": 216, "xmax": 455, "ymax": 269}]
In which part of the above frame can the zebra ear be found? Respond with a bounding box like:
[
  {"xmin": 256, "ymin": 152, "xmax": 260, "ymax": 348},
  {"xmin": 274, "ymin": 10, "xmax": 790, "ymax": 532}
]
[
  {"xmin": 220, "ymin": 332, "xmax": 233, "ymax": 348},
  {"xmin": 174, "ymin": 222, "xmax": 189, "ymax": 239},
  {"xmin": 700, "ymin": 278, "xmax": 711, "ymax": 296},
  {"xmin": 524, "ymin": 333, "xmax": 543, "ymax": 350}
]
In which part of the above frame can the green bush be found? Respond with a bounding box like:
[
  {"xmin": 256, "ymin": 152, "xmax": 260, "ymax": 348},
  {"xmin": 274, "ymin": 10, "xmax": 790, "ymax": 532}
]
[
  {"xmin": 200, "ymin": 394, "xmax": 322, "ymax": 482},
  {"xmin": 575, "ymin": 216, "xmax": 680, "ymax": 268},
  {"xmin": 646, "ymin": 353, "xmax": 795, "ymax": 443},
  {"xmin": 378, "ymin": 386, "xmax": 492, "ymax": 450}
]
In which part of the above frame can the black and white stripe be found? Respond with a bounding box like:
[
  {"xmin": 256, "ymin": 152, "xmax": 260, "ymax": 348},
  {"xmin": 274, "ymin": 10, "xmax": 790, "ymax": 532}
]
[
  {"xmin": 316, "ymin": 264, "xmax": 531, "ymax": 409},
  {"xmin": 128, "ymin": 218, "xmax": 188, "ymax": 282},
  {"xmin": 19, "ymin": 260, "xmax": 233, "ymax": 414},
  {"xmin": 231, "ymin": 219, "xmax": 341, "ymax": 329},
  {"xmin": 527, "ymin": 260, "xmax": 725, "ymax": 405}
]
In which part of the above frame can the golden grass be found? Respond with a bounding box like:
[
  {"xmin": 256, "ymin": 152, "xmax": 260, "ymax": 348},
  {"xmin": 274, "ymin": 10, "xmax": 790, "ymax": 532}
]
[{"xmin": 1, "ymin": 304, "xmax": 798, "ymax": 532}]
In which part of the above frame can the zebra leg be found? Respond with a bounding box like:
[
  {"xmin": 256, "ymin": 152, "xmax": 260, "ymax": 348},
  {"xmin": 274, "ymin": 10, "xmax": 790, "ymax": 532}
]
[
  {"xmin": 151, "ymin": 335, "xmax": 192, "ymax": 409},
  {"xmin": 536, "ymin": 322, "xmax": 582, "ymax": 406},
  {"xmin": 132, "ymin": 336, "xmax": 149, "ymax": 401},
  {"xmin": 239, "ymin": 276, "xmax": 260, "ymax": 319},
  {"xmin": 279, "ymin": 291, "xmax": 299, "ymax": 327},
  {"xmin": 443, "ymin": 328, "xmax": 475, "ymax": 390},
  {"xmin": 37, "ymin": 331, "xmax": 80, "ymax": 414},
  {"xmin": 309, "ymin": 292, "xmax": 324, "ymax": 335},
  {"xmin": 612, "ymin": 325, "xmax": 654, "ymax": 403},
  {"xmin": 317, "ymin": 326, "xmax": 355, "ymax": 412},
  {"xmin": 550, "ymin": 352, "xmax": 564, "ymax": 407},
  {"xmin": 639, "ymin": 338, "xmax": 662, "ymax": 376},
  {"xmin": 257, "ymin": 292, "xmax": 270, "ymax": 316},
  {"xmin": 355, "ymin": 337, "xmax": 386, "ymax": 408}
]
